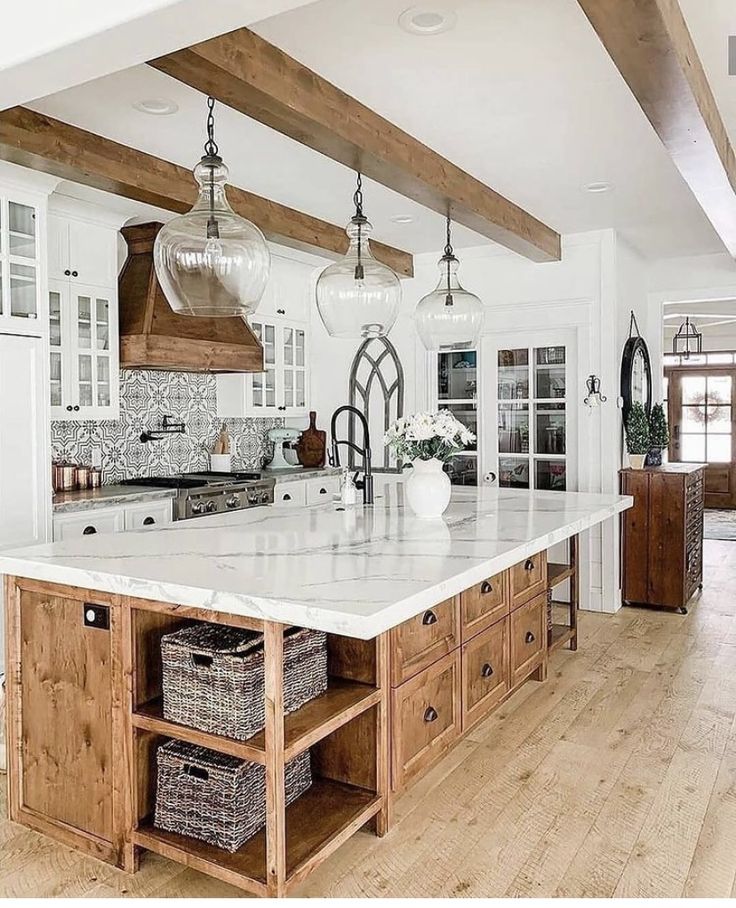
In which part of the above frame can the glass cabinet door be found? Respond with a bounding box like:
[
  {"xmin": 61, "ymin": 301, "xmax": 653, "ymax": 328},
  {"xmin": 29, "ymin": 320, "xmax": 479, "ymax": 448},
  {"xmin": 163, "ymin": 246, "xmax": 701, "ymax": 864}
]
[
  {"xmin": 71, "ymin": 287, "xmax": 114, "ymax": 412},
  {"xmin": 250, "ymin": 319, "xmax": 278, "ymax": 411},
  {"xmin": 437, "ymin": 349, "xmax": 478, "ymax": 484},
  {"xmin": 2, "ymin": 200, "xmax": 39, "ymax": 321},
  {"xmin": 49, "ymin": 285, "xmax": 65, "ymax": 408},
  {"xmin": 282, "ymin": 325, "xmax": 307, "ymax": 411}
]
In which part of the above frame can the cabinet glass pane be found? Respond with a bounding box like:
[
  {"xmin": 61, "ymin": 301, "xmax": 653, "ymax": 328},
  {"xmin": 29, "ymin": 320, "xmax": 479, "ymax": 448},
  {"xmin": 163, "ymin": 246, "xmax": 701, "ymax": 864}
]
[
  {"xmin": 283, "ymin": 327, "xmax": 293, "ymax": 366},
  {"xmin": 78, "ymin": 296, "xmax": 91, "ymax": 348},
  {"xmin": 265, "ymin": 368, "xmax": 276, "ymax": 407},
  {"xmin": 498, "ymin": 349, "xmax": 528, "ymax": 399},
  {"xmin": 8, "ymin": 202, "xmax": 36, "ymax": 258},
  {"xmin": 284, "ymin": 369, "xmax": 294, "ymax": 407},
  {"xmin": 446, "ymin": 453, "xmax": 477, "ymax": 486},
  {"xmin": 499, "ymin": 456, "xmax": 529, "ymax": 489},
  {"xmin": 97, "ymin": 357, "xmax": 110, "ymax": 407},
  {"xmin": 49, "ymin": 291, "xmax": 62, "ymax": 347},
  {"xmin": 296, "ymin": 330, "xmax": 305, "ymax": 367},
  {"xmin": 536, "ymin": 459, "xmax": 566, "ymax": 491},
  {"xmin": 296, "ymin": 370, "xmax": 305, "ymax": 407},
  {"xmin": 252, "ymin": 372, "xmax": 263, "ymax": 408},
  {"xmin": 535, "ymin": 346, "xmax": 565, "ymax": 399},
  {"xmin": 439, "ymin": 351, "xmax": 477, "ymax": 400},
  {"xmin": 263, "ymin": 324, "xmax": 276, "ymax": 366},
  {"xmin": 498, "ymin": 403, "xmax": 529, "ymax": 454},
  {"xmin": 0, "ymin": 262, "xmax": 3, "ymax": 315},
  {"xmin": 535, "ymin": 403, "xmax": 566, "ymax": 455},
  {"xmin": 96, "ymin": 298, "xmax": 110, "ymax": 350},
  {"xmin": 78, "ymin": 355, "xmax": 93, "ymax": 406},
  {"xmin": 446, "ymin": 403, "xmax": 477, "ymax": 450},
  {"xmin": 50, "ymin": 352, "xmax": 62, "ymax": 407},
  {"xmin": 10, "ymin": 263, "xmax": 36, "ymax": 317}
]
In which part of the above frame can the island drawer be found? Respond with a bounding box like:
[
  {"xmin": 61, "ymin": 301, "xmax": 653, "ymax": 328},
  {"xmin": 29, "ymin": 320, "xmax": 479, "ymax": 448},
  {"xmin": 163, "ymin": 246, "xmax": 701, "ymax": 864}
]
[
  {"xmin": 390, "ymin": 596, "xmax": 460, "ymax": 686},
  {"xmin": 510, "ymin": 593, "xmax": 546, "ymax": 687},
  {"xmin": 511, "ymin": 551, "xmax": 547, "ymax": 609},
  {"xmin": 460, "ymin": 570, "xmax": 509, "ymax": 641},
  {"xmin": 391, "ymin": 650, "xmax": 461, "ymax": 792},
  {"xmin": 461, "ymin": 617, "xmax": 509, "ymax": 730}
]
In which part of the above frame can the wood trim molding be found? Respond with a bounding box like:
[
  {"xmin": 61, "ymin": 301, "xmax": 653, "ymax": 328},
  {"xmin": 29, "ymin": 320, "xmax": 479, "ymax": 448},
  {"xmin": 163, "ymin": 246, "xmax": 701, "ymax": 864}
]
[
  {"xmin": 0, "ymin": 106, "xmax": 413, "ymax": 276},
  {"xmin": 150, "ymin": 28, "xmax": 561, "ymax": 263},
  {"xmin": 577, "ymin": 0, "xmax": 736, "ymax": 257}
]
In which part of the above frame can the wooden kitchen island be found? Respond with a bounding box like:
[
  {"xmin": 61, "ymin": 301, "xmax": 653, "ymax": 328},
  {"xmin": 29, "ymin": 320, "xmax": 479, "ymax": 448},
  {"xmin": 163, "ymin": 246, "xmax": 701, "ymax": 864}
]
[{"xmin": 1, "ymin": 487, "xmax": 631, "ymax": 897}]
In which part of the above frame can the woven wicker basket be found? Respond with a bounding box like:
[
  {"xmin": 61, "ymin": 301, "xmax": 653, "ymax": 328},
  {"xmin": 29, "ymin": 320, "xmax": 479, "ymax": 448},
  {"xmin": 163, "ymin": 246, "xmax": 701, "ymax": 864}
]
[
  {"xmin": 154, "ymin": 740, "xmax": 312, "ymax": 852},
  {"xmin": 161, "ymin": 623, "xmax": 327, "ymax": 740}
]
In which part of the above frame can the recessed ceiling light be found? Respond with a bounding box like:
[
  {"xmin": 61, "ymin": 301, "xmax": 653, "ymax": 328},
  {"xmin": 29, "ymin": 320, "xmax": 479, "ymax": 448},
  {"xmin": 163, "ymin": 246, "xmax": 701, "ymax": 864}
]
[
  {"xmin": 391, "ymin": 215, "xmax": 414, "ymax": 224},
  {"xmin": 398, "ymin": 6, "xmax": 457, "ymax": 36},
  {"xmin": 584, "ymin": 181, "xmax": 613, "ymax": 193},
  {"xmin": 133, "ymin": 98, "xmax": 179, "ymax": 116}
]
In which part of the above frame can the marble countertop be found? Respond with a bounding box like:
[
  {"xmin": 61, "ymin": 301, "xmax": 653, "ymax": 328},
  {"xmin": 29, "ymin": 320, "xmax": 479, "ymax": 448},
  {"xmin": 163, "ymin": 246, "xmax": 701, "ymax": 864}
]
[
  {"xmin": 1, "ymin": 487, "xmax": 632, "ymax": 639},
  {"xmin": 53, "ymin": 485, "xmax": 177, "ymax": 514},
  {"xmin": 268, "ymin": 466, "xmax": 341, "ymax": 483}
]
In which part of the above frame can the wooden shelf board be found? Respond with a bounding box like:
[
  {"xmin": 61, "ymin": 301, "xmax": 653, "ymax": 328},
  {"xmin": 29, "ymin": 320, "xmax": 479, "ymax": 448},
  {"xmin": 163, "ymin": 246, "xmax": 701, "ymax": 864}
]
[
  {"xmin": 132, "ymin": 679, "xmax": 379, "ymax": 764},
  {"xmin": 133, "ymin": 778, "xmax": 379, "ymax": 895},
  {"xmin": 549, "ymin": 624, "xmax": 576, "ymax": 652},
  {"xmin": 548, "ymin": 562, "xmax": 574, "ymax": 587}
]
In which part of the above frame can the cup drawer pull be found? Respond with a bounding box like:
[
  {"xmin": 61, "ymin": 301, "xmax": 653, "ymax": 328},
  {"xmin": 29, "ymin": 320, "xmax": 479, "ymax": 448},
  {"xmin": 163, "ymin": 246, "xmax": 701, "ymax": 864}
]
[
  {"xmin": 481, "ymin": 662, "xmax": 494, "ymax": 678},
  {"xmin": 424, "ymin": 706, "xmax": 438, "ymax": 723},
  {"xmin": 524, "ymin": 559, "xmax": 535, "ymax": 572},
  {"xmin": 480, "ymin": 580, "xmax": 493, "ymax": 594},
  {"xmin": 422, "ymin": 610, "xmax": 438, "ymax": 626},
  {"xmin": 525, "ymin": 631, "xmax": 536, "ymax": 644}
]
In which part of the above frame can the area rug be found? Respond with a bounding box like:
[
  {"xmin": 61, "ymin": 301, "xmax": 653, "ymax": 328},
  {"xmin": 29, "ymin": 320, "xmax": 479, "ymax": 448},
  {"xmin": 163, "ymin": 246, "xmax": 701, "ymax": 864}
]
[{"xmin": 704, "ymin": 509, "xmax": 736, "ymax": 541}]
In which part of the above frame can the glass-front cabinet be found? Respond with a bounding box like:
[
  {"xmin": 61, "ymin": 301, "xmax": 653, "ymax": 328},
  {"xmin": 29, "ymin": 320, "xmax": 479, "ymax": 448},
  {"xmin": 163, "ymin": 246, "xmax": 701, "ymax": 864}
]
[
  {"xmin": 0, "ymin": 195, "xmax": 43, "ymax": 333},
  {"xmin": 437, "ymin": 349, "xmax": 478, "ymax": 485},
  {"xmin": 496, "ymin": 344, "xmax": 570, "ymax": 491}
]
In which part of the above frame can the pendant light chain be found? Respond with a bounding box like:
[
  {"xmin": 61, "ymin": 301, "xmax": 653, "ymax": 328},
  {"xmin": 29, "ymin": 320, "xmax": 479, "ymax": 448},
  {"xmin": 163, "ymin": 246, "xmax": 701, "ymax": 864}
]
[
  {"xmin": 353, "ymin": 171, "xmax": 365, "ymax": 281},
  {"xmin": 444, "ymin": 214, "xmax": 454, "ymax": 307},
  {"xmin": 204, "ymin": 96, "xmax": 219, "ymax": 159}
]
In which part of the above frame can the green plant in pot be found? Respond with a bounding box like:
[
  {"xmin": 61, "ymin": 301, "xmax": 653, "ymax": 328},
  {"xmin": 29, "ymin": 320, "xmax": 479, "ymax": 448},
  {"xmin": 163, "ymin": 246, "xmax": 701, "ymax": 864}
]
[
  {"xmin": 646, "ymin": 402, "xmax": 669, "ymax": 467},
  {"xmin": 625, "ymin": 401, "xmax": 650, "ymax": 470}
]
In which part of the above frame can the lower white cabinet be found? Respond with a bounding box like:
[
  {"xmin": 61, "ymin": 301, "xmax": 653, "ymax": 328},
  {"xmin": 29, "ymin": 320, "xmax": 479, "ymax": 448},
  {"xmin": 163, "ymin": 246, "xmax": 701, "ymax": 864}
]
[
  {"xmin": 306, "ymin": 476, "xmax": 339, "ymax": 505},
  {"xmin": 272, "ymin": 482, "xmax": 307, "ymax": 507},
  {"xmin": 53, "ymin": 499, "xmax": 173, "ymax": 540}
]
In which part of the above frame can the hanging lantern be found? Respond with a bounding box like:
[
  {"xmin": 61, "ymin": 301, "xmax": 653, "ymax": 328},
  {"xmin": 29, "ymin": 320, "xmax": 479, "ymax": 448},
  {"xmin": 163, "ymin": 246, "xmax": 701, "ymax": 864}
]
[
  {"xmin": 316, "ymin": 172, "xmax": 401, "ymax": 339},
  {"xmin": 415, "ymin": 216, "xmax": 484, "ymax": 351},
  {"xmin": 672, "ymin": 316, "xmax": 702, "ymax": 360},
  {"xmin": 154, "ymin": 97, "xmax": 270, "ymax": 317}
]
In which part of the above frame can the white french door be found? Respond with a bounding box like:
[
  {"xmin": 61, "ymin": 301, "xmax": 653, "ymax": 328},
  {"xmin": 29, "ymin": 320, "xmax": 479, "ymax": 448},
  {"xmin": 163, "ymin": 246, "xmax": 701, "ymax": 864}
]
[{"xmin": 482, "ymin": 329, "xmax": 578, "ymax": 492}]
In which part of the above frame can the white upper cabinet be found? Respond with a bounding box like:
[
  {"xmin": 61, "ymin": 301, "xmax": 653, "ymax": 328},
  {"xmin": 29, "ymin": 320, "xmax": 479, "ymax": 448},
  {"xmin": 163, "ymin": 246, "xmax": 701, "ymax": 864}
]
[
  {"xmin": 0, "ymin": 190, "xmax": 44, "ymax": 335},
  {"xmin": 47, "ymin": 201, "xmax": 122, "ymax": 420}
]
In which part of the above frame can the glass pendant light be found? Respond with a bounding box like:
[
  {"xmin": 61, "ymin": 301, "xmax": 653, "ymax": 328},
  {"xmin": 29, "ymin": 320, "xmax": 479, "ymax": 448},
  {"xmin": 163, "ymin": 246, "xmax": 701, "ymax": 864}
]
[
  {"xmin": 154, "ymin": 97, "xmax": 270, "ymax": 317},
  {"xmin": 672, "ymin": 316, "xmax": 702, "ymax": 360},
  {"xmin": 415, "ymin": 216, "xmax": 484, "ymax": 351},
  {"xmin": 316, "ymin": 172, "xmax": 401, "ymax": 338}
]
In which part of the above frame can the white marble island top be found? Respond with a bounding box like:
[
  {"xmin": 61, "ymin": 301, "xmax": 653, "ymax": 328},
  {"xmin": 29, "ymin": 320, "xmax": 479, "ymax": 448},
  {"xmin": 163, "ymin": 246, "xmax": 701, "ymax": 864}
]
[{"xmin": 0, "ymin": 488, "xmax": 632, "ymax": 639}]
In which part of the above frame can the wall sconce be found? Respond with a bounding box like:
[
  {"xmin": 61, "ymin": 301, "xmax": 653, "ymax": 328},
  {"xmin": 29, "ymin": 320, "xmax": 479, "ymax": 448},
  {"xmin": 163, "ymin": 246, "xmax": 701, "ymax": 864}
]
[{"xmin": 584, "ymin": 374, "xmax": 607, "ymax": 408}]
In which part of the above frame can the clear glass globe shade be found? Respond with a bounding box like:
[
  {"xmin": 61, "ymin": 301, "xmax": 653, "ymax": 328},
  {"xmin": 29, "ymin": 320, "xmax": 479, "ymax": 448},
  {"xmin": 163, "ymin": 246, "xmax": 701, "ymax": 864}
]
[
  {"xmin": 415, "ymin": 256, "xmax": 484, "ymax": 351},
  {"xmin": 154, "ymin": 157, "xmax": 271, "ymax": 317},
  {"xmin": 316, "ymin": 218, "xmax": 401, "ymax": 339}
]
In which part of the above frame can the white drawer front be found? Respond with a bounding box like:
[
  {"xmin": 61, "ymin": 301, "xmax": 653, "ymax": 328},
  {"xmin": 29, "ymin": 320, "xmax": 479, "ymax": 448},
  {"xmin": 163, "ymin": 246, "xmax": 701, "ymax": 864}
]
[
  {"xmin": 273, "ymin": 482, "xmax": 307, "ymax": 507},
  {"xmin": 306, "ymin": 476, "xmax": 340, "ymax": 506},
  {"xmin": 124, "ymin": 500, "xmax": 173, "ymax": 531},
  {"xmin": 53, "ymin": 507, "xmax": 125, "ymax": 540}
]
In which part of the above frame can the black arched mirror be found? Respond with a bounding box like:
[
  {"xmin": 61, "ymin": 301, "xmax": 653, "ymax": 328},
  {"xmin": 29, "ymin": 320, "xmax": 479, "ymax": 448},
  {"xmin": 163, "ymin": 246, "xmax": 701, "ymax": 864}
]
[{"xmin": 620, "ymin": 335, "xmax": 652, "ymax": 424}]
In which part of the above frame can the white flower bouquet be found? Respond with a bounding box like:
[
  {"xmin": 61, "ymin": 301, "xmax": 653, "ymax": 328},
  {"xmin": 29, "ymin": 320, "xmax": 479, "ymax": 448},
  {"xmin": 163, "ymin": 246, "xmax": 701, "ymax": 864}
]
[{"xmin": 384, "ymin": 410, "xmax": 475, "ymax": 463}]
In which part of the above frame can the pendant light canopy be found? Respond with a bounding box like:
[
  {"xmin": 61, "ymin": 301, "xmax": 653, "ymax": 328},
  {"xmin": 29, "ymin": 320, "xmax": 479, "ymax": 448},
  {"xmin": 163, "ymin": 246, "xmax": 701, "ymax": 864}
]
[
  {"xmin": 672, "ymin": 316, "xmax": 702, "ymax": 360},
  {"xmin": 154, "ymin": 97, "xmax": 270, "ymax": 318},
  {"xmin": 315, "ymin": 172, "xmax": 401, "ymax": 339},
  {"xmin": 415, "ymin": 216, "xmax": 484, "ymax": 351}
]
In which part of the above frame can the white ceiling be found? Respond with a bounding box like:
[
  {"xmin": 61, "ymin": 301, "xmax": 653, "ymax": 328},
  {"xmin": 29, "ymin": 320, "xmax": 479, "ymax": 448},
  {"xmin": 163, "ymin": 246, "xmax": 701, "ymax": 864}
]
[{"xmin": 27, "ymin": 0, "xmax": 730, "ymax": 259}]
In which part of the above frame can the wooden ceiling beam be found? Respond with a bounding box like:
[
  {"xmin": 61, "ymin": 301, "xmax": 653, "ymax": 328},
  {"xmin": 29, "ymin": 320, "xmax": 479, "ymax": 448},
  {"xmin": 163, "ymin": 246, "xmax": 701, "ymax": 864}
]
[
  {"xmin": 0, "ymin": 106, "xmax": 413, "ymax": 276},
  {"xmin": 149, "ymin": 29, "xmax": 561, "ymax": 263},
  {"xmin": 577, "ymin": 0, "xmax": 736, "ymax": 258}
]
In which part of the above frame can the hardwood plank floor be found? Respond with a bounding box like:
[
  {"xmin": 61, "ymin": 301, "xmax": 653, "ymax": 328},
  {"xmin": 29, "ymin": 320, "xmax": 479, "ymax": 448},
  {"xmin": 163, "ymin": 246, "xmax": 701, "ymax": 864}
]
[{"xmin": 2, "ymin": 539, "xmax": 735, "ymax": 898}]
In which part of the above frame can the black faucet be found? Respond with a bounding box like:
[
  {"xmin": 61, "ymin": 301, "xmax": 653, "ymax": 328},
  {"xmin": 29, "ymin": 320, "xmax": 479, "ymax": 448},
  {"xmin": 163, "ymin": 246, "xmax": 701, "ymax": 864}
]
[{"xmin": 329, "ymin": 405, "xmax": 374, "ymax": 505}]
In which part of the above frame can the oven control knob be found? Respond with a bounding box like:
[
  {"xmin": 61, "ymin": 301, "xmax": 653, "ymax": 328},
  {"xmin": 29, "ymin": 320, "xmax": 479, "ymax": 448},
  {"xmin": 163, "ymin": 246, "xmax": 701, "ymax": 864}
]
[
  {"xmin": 225, "ymin": 495, "xmax": 240, "ymax": 509},
  {"xmin": 260, "ymin": 491, "xmax": 270, "ymax": 503},
  {"xmin": 205, "ymin": 500, "xmax": 217, "ymax": 513},
  {"xmin": 191, "ymin": 500, "xmax": 205, "ymax": 515}
]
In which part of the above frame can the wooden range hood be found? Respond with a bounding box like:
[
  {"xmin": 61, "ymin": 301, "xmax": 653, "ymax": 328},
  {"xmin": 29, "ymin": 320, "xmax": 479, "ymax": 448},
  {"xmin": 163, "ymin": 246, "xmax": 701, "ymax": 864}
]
[{"xmin": 119, "ymin": 222, "xmax": 264, "ymax": 372}]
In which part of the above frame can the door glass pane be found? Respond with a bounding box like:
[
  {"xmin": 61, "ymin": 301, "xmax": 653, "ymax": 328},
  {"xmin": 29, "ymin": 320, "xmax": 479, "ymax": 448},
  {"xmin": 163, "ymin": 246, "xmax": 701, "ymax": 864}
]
[
  {"xmin": 536, "ymin": 460, "xmax": 567, "ymax": 491},
  {"xmin": 681, "ymin": 434, "xmax": 705, "ymax": 461},
  {"xmin": 681, "ymin": 405, "xmax": 704, "ymax": 432},
  {"xmin": 498, "ymin": 403, "xmax": 529, "ymax": 454},
  {"xmin": 446, "ymin": 403, "xmax": 477, "ymax": 450},
  {"xmin": 49, "ymin": 291, "xmax": 62, "ymax": 347},
  {"xmin": 707, "ymin": 375, "xmax": 731, "ymax": 406},
  {"xmin": 8, "ymin": 202, "xmax": 36, "ymax": 258},
  {"xmin": 707, "ymin": 435, "xmax": 731, "ymax": 463},
  {"xmin": 498, "ymin": 349, "xmax": 528, "ymax": 399},
  {"xmin": 296, "ymin": 370, "xmax": 305, "ymax": 407},
  {"xmin": 10, "ymin": 263, "xmax": 36, "ymax": 317},
  {"xmin": 439, "ymin": 351, "xmax": 477, "ymax": 400},
  {"xmin": 0, "ymin": 262, "xmax": 3, "ymax": 315},
  {"xmin": 535, "ymin": 346, "xmax": 565, "ymax": 399},
  {"xmin": 263, "ymin": 324, "xmax": 276, "ymax": 366},
  {"xmin": 96, "ymin": 298, "xmax": 110, "ymax": 350},
  {"xmin": 499, "ymin": 457, "xmax": 529, "ymax": 489},
  {"xmin": 446, "ymin": 454, "xmax": 477, "ymax": 486},
  {"xmin": 535, "ymin": 403, "xmax": 566, "ymax": 455},
  {"xmin": 707, "ymin": 404, "xmax": 731, "ymax": 434},
  {"xmin": 682, "ymin": 375, "xmax": 706, "ymax": 405},
  {"xmin": 78, "ymin": 296, "xmax": 91, "ymax": 348},
  {"xmin": 78, "ymin": 355, "xmax": 93, "ymax": 407},
  {"xmin": 296, "ymin": 330, "xmax": 305, "ymax": 367}
]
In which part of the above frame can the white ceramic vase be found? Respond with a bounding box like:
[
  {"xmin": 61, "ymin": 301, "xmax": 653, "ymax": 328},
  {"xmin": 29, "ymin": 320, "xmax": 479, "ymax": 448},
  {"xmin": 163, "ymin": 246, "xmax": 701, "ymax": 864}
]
[{"xmin": 405, "ymin": 457, "xmax": 452, "ymax": 518}]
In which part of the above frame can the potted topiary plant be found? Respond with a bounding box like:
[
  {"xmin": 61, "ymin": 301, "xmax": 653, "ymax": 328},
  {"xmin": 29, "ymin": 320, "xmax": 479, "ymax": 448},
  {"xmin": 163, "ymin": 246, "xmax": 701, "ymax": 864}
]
[
  {"xmin": 625, "ymin": 401, "xmax": 650, "ymax": 470},
  {"xmin": 646, "ymin": 402, "xmax": 669, "ymax": 466}
]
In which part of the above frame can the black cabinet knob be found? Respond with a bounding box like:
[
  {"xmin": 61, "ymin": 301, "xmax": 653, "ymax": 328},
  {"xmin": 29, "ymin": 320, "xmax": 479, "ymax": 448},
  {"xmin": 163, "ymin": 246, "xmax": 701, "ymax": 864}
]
[
  {"xmin": 71, "ymin": 270, "xmax": 78, "ymax": 277},
  {"xmin": 480, "ymin": 580, "xmax": 493, "ymax": 594},
  {"xmin": 525, "ymin": 631, "xmax": 535, "ymax": 644},
  {"xmin": 82, "ymin": 526, "xmax": 97, "ymax": 535},
  {"xmin": 524, "ymin": 558, "xmax": 535, "ymax": 572},
  {"xmin": 64, "ymin": 269, "xmax": 71, "ymax": 276},
  {"xmin": 422, "ymin": 610, "xmax": 438, "ymax": 626},
  {"xmin": 278, "ymin": 405, "xmax": 286, "ymax": 411},
  {"xmin": 276, "ymin": 308, "xmax": 286, "ymax": 315},
  {"xmin": 143, "ymin": 516, "xmax": 155, "ymax": 526},
  {"xmin": 423, "ymin": 706, "xmax": 438, "ymax": 723},
  {"xmin": 73, "ymin": 405, "xmax": 80, "ymax": 411},
  {"xmin": 66, "ymin": 405, "xmax": 73, "ymax": 412},
  {"xmin": 481, "ymin": 662, "xmax": 494, "ymax": 678}
]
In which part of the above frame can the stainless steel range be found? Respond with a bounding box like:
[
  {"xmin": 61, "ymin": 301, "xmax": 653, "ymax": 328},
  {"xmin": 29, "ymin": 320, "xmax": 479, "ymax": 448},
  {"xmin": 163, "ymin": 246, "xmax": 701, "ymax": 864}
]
[{"xmin": 121, "ymin": 471, "xmax": 275, "ymax": 520}]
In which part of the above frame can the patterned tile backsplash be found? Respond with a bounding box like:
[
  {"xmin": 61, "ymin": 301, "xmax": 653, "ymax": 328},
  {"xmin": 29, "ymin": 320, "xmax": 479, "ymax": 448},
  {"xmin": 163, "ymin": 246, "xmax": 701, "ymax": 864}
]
[{"xmin": 50, "ymin": 371, "xmax": 283, "ymax": 484}]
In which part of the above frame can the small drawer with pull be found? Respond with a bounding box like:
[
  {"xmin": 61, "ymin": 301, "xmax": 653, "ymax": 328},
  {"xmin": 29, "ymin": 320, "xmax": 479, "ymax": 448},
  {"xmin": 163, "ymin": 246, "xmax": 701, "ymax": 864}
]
[
  {"xmin": 461, "ymin": 570, "xmax": 509, "ymax": 641},
  {"xmin": 306, "ymin": 476, "xmax": 340, "ymax": 506},
  {"xmin": 510, "ymin": 593, "xmax": 546, "ymax": 687},
  {"xmin": 390, "ymin": 596, "xmax": 460, "ymax": 686},
  {"xmin": 391, "ymin": 650, "xmax": 461, "ymax": 791},
  {"xmin": 511, "ymin": 551, "xmax": 547, "ymax": 608},
  {"xmin": 462, "ymin": 617, "xmax": 509, "ymax": 730},
  {"xmin": 124, "ymin": 499, "xmax": 173, "ymax": 531},
  {"xmin": 273, "ymin": 482, "xmax": 307, "ymax": 507},
  {"xmin": 52, "ymin": 506, "xmax": 125, "ymax": 541}
]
